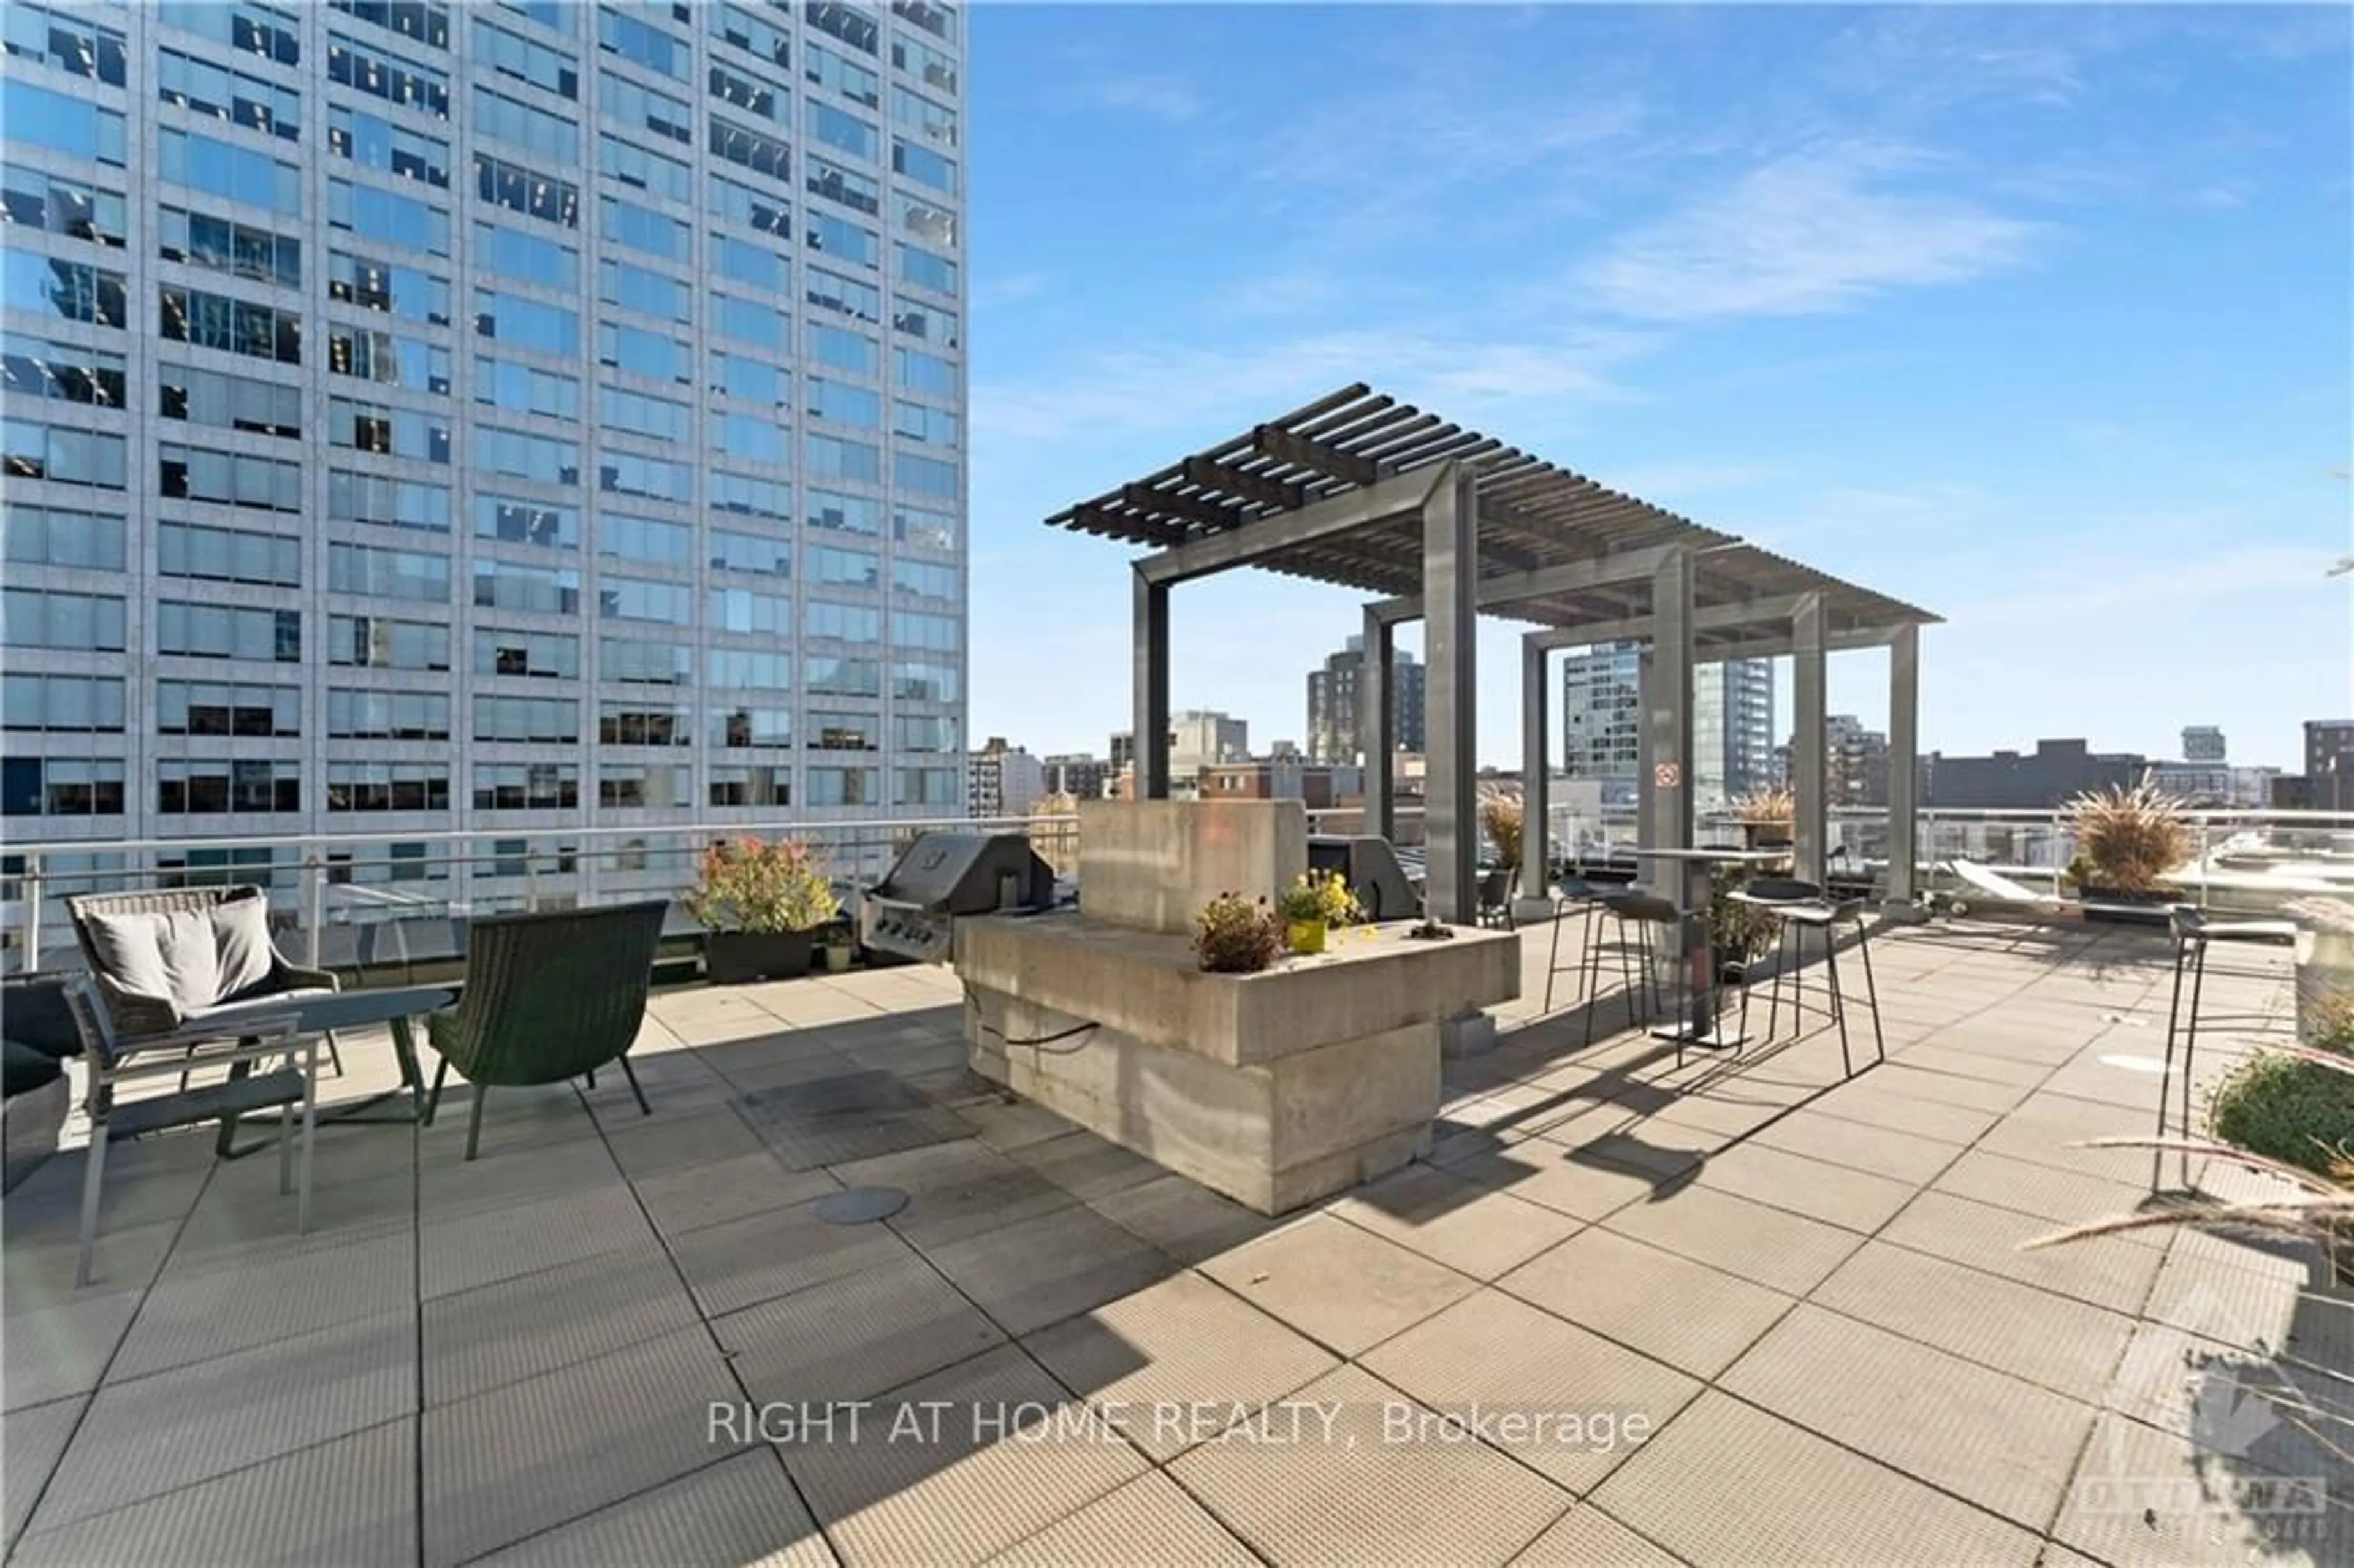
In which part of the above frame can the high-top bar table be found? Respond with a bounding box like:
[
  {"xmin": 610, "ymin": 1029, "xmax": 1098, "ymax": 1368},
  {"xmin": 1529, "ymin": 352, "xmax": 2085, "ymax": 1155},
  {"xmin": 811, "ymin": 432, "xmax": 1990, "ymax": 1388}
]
[{"xmin": 1628, "ymin": 847, "xmax": 1789, "ymax": 1048}]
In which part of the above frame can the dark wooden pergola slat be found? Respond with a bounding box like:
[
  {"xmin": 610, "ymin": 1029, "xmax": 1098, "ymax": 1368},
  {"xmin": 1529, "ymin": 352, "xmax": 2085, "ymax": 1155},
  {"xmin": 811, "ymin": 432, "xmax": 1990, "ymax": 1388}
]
[{"xmin": 1045, "ymin": 382, "xmax": 1942, "ymax": 922}]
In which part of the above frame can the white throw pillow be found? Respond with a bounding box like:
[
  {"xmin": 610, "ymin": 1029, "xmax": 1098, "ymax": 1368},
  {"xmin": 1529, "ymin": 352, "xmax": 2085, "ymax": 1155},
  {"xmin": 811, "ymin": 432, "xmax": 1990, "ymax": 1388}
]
[
  {"xmin": 210, "ymin": 894, "xmax": 280, "ymax": 1004},
  {"xmin": 81, "ymin": 910, "xmax": 221, "ymax": 1024}
]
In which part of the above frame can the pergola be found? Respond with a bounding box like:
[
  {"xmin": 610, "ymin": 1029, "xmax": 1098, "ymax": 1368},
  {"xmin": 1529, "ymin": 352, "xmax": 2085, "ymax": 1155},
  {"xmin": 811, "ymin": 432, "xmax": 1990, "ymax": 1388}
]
[{"xmin": 1044, "ymin": 384, "xmax": 1942, "ymax": 924}]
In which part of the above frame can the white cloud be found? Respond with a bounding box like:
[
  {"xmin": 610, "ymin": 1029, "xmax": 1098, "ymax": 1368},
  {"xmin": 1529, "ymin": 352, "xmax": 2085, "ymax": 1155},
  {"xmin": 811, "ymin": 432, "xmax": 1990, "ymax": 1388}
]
[
  {"xmin": 972, "ymin": 326, "xmax": 1650, "ymax": 449},
  {"xmin": 1055, "ymin": 71, "xmax": 1203, "ymax": 124},
  {"xmin": 1578, "ymin": 142, "xmax": 2042, "ymax": 321},
  {"xmin": 1941, "ymin": 545, "xmax": 2335, "ymax": 625},
  {"xmin": 973, "ymin": 271, "xmax": 1053, "ymax": 309}
]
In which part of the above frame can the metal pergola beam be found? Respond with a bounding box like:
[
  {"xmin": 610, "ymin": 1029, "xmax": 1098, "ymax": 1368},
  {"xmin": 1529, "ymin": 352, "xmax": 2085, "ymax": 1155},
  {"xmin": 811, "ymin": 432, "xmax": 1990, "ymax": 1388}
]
[
  {"xmin": 1886, "ymin": 623, "xmax": 1921, "ymax": 905},
  {"xmin": 1137, "ymin": 465, "xmax": 1444, "ymax": 587},
  {"xmin": 1647, "ymin": 549, "xmax": 1696, "ymax": 867},
  {"xmin": 1360, "ymin": 604, "xmax": 1395, "ymax": 841},
  {"xmin": 1133, "ymin": 566, "xmax": 1171, "ymax": 799},
  {"xmin": 1255, "ymin": 424, "xmax": 1382, "ymax": 487},
  {"xmin": 1792, "ymin": 593, "xmax": 1828, "ymax": 886},
  {"xmin": 1520, "ymin": 635, "xmax": 1549, "ymax": 904},
  {"xmin": 1528, "ymin": 593, "xmax": 1815, "ymax": 653},
  {"xmin": 1367, "ymin": 542, "xmax": 1701, "ymax": 623},
  {"xmin": 1424, "ymin": 464, "xmax": 1479, "ymax": 925}
]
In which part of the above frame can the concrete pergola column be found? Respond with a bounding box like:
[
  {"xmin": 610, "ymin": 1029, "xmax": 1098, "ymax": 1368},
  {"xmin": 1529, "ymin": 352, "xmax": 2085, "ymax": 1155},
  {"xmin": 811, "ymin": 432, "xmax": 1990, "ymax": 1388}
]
[
  {"xmin": 1424, "ymin": 464, "xmax": 1480, "ymax": 926},
  {"xmin": 1359, "ymin": 604, "xmax": 1395, "ymax": 842},
  {"xmin": 1791, "ymin": 592, "xmax": 1829, "ymax": 885},
  {"xmin": 1520, "ymin": 633, "xmax": 1549, "ymax": 902},
  {"xmin": 1885, "ymin": 622, "xmax": 1921, "ymax": 905},
  {"xmin": 1132, "ymin": 566, "xmax": 1170, "ymax": 799},
  {"xmin": 1641, "ymin": 549, "xmax": 1696, "ymax": 870}
]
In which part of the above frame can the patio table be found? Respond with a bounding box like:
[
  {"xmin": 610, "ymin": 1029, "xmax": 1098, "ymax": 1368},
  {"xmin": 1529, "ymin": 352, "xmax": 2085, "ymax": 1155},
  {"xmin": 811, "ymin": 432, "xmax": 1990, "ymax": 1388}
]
[
  {"xmin": 1628, "ymin": 846, "xmax": 1788, "ymax": 1049},
  {"xmin": 216, "ymin": 981, "xmax": 459, "ymax": 1157}
]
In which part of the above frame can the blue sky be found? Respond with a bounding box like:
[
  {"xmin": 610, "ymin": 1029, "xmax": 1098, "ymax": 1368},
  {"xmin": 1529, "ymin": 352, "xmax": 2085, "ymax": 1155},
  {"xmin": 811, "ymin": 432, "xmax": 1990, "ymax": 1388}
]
[{"xmin": 962, "ymin": 3, "xmax": 2352, "ymax": 771}]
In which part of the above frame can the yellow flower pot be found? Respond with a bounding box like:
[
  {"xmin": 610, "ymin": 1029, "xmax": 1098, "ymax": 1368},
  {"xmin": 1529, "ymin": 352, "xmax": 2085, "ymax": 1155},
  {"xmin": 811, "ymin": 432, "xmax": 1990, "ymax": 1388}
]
[{"xmin": 1287, "ymin": 918, "xmax": 1327, "ymax": 956}]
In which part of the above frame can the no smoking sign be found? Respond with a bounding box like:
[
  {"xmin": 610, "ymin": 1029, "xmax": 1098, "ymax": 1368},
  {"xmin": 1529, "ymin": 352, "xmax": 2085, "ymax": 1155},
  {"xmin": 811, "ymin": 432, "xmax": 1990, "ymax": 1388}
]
[{"xmin": 1653, "ymin": 762, "xmax": 1682, "ymax": 788}]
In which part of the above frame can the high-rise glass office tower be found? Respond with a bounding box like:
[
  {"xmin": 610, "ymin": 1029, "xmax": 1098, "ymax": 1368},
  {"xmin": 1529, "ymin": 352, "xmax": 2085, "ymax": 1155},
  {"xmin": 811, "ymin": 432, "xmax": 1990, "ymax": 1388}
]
[
  {"xmin": 1, "ymin": 1, "xmax": 967, "ymax": 910},
  {"xmin": 1561, "ymin": 643, "xmax": 1773, "ymax": 813}
]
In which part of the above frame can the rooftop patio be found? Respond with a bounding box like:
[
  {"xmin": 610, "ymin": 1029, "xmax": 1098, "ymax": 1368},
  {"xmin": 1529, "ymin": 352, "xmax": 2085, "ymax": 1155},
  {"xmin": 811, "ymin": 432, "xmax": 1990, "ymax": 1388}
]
[{"xmin": 5, "ymin": 918, "xmax": 2345, "ymax": 1567}]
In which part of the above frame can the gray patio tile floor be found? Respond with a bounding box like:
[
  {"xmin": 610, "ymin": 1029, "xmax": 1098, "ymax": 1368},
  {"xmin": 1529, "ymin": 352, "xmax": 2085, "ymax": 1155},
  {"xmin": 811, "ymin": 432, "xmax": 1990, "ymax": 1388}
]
[{"xmin": 6, "ymin": 920, "xmax": 2342, "ymax": 1566}]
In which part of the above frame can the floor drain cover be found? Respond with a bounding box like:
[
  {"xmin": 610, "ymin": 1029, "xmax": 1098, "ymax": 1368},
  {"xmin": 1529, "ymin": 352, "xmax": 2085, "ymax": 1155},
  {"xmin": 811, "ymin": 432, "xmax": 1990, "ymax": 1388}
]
[{"xmin": 815, "ymin": 1186, "xmax": 909, "ymax": 1225}]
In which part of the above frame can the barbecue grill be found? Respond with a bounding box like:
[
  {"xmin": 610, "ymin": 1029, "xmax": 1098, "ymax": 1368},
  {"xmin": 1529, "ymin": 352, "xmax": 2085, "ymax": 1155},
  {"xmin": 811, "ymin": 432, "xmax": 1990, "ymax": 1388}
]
[{"xmin": 858, "ymin": 832, "xmax": 1060, "ymax": 964}]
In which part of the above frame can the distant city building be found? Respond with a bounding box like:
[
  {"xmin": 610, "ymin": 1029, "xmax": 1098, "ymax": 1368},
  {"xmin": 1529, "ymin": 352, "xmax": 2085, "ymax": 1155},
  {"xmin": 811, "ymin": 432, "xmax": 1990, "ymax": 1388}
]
[
  {"xmin": 2230, "ymin": 766, "xmax": 2282, "ymax": 807},
  {"xmin": 2279, "ymin": 719, "xmax": 2354, "ymax": 812},
  {"xmin": 1563, "ymin": 645, "xmax": 1772, "ymax": 812},
  {"xmin": 1108, "ymin": 733, "xmax": 1135, "ymax": 773},
  {"xmin": 2144, "ymin": 761, "xmax": 2233, "ymax": 805},
  {"xmin": 1306, "ymin": 636, "xmax": 1427, "ymax": 766},
  {"xmin": 2182, "ymin": 726, "xmax": 2228, "ymax": 763},
  {"xmin": 1693, "ymin": 658, "xmax": 1776, "ymax": 812},
  {"xmin": 1827, "ymin": 715, "xmax": 1891, "ymax": 808},
  {"xmin": 1169, "ymin": 710, "xmax": 1249, "ymax": 774},
  {"xmin": 1198, "ymin": 759, "xmax": 1358, "ymax": 809},
  {"xmin": 967, "ymin": 737, "xmax": 1044, "ymax": 820},
  {"xmin": 1042, "ymin": 753, "xmax": 1108, "ymax": 802},
  {"xmin": 0, "ymin": 2, "xmax": 972, "ymax": 901},
  {"xmin": 1921, "ymin": 739, "xmax": 2147, "ymax": 810},
  {"xmin": 2307, "ymin": 720, "xmax": 2354, "ymax": 783}
]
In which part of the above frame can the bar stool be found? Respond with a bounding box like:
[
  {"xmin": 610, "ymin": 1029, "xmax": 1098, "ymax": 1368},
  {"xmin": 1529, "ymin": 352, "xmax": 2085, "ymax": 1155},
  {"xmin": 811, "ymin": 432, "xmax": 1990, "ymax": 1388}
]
[
  {"xmin": 1582, "ymin": 889, "xmax": 1688, "ymax": 1048},
  {"xmin": 2157, "ymin": 904, "xmax": 2299, "ymax": 1188},
  {"xmin": 1731, "ymin": 878, "xmax": 1886, "ymax": 1078},
  {"xmin": 1540, "ymin": 875, "xmax": 1610, "ymax": 1014}
]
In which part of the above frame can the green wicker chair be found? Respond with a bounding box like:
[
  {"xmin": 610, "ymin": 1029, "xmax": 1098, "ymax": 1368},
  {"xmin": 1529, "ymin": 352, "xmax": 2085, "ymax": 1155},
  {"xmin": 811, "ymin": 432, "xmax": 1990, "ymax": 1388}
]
[{"xmin": 423, "ymin": 900, "xmax": 671, "ymax": 1159}]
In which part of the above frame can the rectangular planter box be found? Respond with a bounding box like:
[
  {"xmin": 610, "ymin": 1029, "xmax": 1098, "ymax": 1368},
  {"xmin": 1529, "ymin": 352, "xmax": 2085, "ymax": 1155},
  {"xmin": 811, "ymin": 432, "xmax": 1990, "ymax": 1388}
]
[{"xmin": 704, "ymin": 929, "xmax": 814, "ymax": 984}]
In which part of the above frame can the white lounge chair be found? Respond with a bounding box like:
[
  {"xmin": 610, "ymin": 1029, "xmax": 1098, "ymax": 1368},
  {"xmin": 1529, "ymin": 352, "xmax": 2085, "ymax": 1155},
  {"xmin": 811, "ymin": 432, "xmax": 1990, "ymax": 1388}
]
[{"xmin": 1931, "ymin": 858, "xmax": 2072, "ymax": 918}]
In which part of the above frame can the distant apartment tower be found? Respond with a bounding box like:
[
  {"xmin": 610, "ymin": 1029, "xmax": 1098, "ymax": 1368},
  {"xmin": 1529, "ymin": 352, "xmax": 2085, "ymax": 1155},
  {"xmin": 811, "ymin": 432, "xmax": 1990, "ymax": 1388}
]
[
  {"xmin": 0, "ymin": 0, "xmax": 971, "ymax": 915},
  {"xmin": 1563, "ymin": 644, "xmax": 1773, "ymax": 811},
  {"xmin": 1041, "ymin": 753, "xmax": 1107, "ymax": 802},
  {"xmin": 966, "ymin": 737, "xmax": 1042, "ymax": 820},
  {"xmin": 1168, "ymin": 710, "xmax": 1247, "ymax": 774},
  {"xmin": 1832, "ymin": 717, "xmax": 1891, "ymax": 807},
  {"xmin": 1305, "ymin": 635, "xmax": 1426, "ymax": 766},
  {"xmin": 2182, "ymin": 726, "xmax": 2226, "ymax": 763},
  {"xmin": 2306, "ymin": 720, "xmax": 2354, "ymax": 782}
]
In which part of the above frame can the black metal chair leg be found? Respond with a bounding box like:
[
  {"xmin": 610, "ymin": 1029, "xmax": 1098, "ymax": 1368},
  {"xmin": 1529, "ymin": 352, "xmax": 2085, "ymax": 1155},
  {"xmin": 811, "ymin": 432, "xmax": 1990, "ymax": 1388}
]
[
  {"xmin": 424, "ymin": 1058, "xmax": 449, "ymax": 1127},
  {"xmin": 464, "ymin": 1083, "xmax": 489, "ymax": 1162},
  {"xmin": 2181, "ymin": 940, "xmax": 2208, "ymax": 1190},
  {"xmin": 324, "ymin": 1030, "xmax": 343, "ymax": 1078},
  {"xmin": 584, "ymin": 1067, "xmax": 596, "ymax": 1089},
  {"xmin": 619, "ymin": 1056, "xmax": 652, "ymax": 1116},
  {"xmin": 2157, "ymin": 932, "xmax": 2189, "ymax": 1189},
  {"xmin": 1544, "ymin": 906, "xmax": 1563, "ymax": 1015},
  {"xmin": 1824, "ymin": 936, "xmax": 1853, "ymax": 1078},
  {"xmin": 1854, "ymin": 919, "xmax": 1885, "ymax": 1065}
]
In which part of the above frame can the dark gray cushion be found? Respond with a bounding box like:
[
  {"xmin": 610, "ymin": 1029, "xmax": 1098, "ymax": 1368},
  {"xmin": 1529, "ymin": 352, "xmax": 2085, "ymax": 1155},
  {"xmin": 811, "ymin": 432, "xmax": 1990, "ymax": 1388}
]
[
  {"xmin": 2, "ymin": 1038, "xmax": 63, "ymax": 1097},
  {"xmin": 0, "ymin": 975, "xmax": 82, "ymax": 1059}
]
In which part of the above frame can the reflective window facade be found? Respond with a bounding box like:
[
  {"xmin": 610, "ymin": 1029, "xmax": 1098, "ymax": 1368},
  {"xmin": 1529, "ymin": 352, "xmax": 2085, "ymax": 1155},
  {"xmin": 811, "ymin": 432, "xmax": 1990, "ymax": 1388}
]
[{"xmin": 0, "ymin": 0, "xmax": 964, "ymax": 863}]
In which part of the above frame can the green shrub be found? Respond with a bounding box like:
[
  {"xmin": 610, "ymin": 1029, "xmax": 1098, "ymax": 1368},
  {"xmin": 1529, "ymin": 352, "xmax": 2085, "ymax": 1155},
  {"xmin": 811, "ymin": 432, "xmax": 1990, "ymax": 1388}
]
[{"xmin": 2208, "ymin": 1052, "xmax": 2354, "ymax": 1181}]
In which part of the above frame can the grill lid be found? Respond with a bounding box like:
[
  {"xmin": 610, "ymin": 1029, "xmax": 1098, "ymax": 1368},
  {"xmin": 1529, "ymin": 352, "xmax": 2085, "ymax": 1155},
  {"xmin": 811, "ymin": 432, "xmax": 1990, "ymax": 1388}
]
[{"xmin": 871, "ymin": 832, "xmax": 1055, "ymax": 915}]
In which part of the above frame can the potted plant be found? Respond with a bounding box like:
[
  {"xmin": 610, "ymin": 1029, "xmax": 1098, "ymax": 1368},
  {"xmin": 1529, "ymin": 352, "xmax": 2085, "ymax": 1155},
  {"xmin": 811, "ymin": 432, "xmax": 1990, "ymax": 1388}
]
[
  {"xmin": 1478, "ymin": 793, "xmax": 1524, "ymax": 873},
  {"xmin": 1192, "ymin": 892, "xmax": 1283, "ymax": 974},
  {"xmin": 1731, "ymin": 786, "xmax": 1796, "ymax": 854},
  {"xmin": 817, "ymin": 914, "xmax": 856, "ymax": 974},
  {"xmin": 2063, "ymin": 783, "xmax": 2193, "ymax": 914},
  {"xmin": 1276, "ymin": 869, "xmax": 1363, "ymax": 956},
  {"xmin": 685, "ymin": 836, "xmax": 841, "ymax": 984}
]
